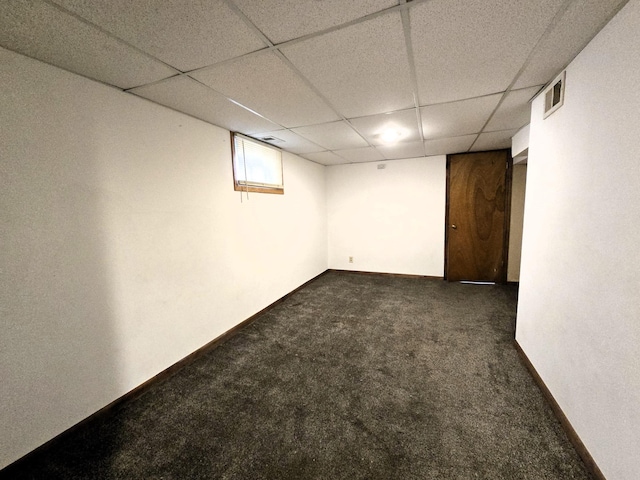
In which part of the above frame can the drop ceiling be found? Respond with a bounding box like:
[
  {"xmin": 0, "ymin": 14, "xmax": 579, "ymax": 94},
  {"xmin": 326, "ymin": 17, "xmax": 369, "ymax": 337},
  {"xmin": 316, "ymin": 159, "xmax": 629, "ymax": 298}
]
[{"xmin": 0, "ymin": 0, "xmax": 628, "ymax": 165}]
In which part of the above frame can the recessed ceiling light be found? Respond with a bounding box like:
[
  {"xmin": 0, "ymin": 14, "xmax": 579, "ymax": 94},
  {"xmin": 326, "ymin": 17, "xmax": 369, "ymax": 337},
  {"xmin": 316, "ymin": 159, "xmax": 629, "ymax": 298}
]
[{"xmin": 379, "ymin": 128, "xmax": 404, "ymax": 145}]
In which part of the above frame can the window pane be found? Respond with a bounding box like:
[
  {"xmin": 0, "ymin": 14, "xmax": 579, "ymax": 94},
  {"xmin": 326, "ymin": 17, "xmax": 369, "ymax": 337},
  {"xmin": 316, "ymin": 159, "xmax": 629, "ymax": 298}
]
[{"xmin": 233, "ymin": 134, "xmax": 283, "ymax": 189}]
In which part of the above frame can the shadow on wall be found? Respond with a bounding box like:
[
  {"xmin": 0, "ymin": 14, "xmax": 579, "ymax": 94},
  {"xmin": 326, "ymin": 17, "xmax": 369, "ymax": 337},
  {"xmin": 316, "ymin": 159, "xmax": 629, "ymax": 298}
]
[{"xmin": 0, "ymin": 52, "xmax": 123, "ymax": 470}]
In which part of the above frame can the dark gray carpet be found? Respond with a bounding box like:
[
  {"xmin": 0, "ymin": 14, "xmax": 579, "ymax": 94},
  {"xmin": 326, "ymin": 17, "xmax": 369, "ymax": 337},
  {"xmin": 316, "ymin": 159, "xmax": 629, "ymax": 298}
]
[{"xmin": 4, "ymin": 271, "xmax": 593, "ymax": 479}]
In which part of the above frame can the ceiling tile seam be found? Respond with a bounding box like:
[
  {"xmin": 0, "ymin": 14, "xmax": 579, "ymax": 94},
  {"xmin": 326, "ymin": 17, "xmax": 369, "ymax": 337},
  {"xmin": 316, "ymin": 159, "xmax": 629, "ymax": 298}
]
[
  {"xmin": 270, "ymin": 0, "xmax": 434, "ymax": 52},
  {"xmin": 482, "ymin": 126, "xmax": 528, "ymax": 135},
  {"xmin": 330, "ymin": 155, "xmax": 417, "ymax": 166},
  {"xmin": 260, "ymin": 128, "xmax": 328, "ymax": 153},
  {"xmin": 228, "ymin": 4, "xmax": 398, "ymax": 154},
  {"xmin": 41, "ymin": 0, "xmax": 182, "ymax": 80},
  {"xmin": 425, "ymin": 132, "xmax": 485, "ymax": 144},
  {"xmin": 333, "ymin": 151, "xmax": 358, "ymax": 163},
  {"xmin": 468, "ymin": 0, "xmax": 575, "ymax": 151},
  {"xmin": 504, "ymin": 0, "xmax": 576, "ymax": 91},
  {"xmin": 272, "ymin": 49, "xmax": 378, "ymax": 149},
  {"xmin": 300, "ymin": 158, "xmax": 327, "ymax": 167},
  {"xmin": 477, "ymin": 128, "xmax": 520, "ymax": 135},
  {"xmin": 223, "ymin": 0, "xmax": 376, "ymax": 150},
  {"xmin": 181, "ymin": 0, "xmax": 433, "ymax": 78},
  {"xmin": 375, "ymin": 143, "xmax": 430, "ymax": 161},
  {"xmin": 400, "ymin": 5, "xmax": 428, "ymax": 158},
  {"xmin": 0, "ymin": 48, "xmax": 131, "ymax": 92},
  {"xmin": 420, "ymin": 90, "xmax": 507, "ymax": 108},
  {"xmin": 183, "ymin": 46, "xmax": 278, "ymax": 78},
  {"xmin": 475, "ymin": 84, "xmax": 545, "ymax": 129},
  {"xmin": 299, "ymin": 152, "xmax": 344, "ymax": 166},
  {"xmin": 122, "ymin": 73, "xmax": 327, "ymax": 152},
  {"xmin": 531, "ymin": 0, "xmax": 632, "ymax": 102},
  {"xmin": 21, "ymin": 0, "xmax": 440, "ymax": 164},
  {"xmin": 84, "ymin": 0, "xmax": 275, "ymax": 83},
  {"xmin": 336, "ymin": 160, "xmax": 378, "ymax": 165},
  {"xmin": 299, "ymin": 106, "xmax": 411, "ymax": 125},
  {"xmin": 379, "ymin": 149, "xmax": 397, "ymax": 161},
  {"xmin": 164, "ymin": 75, "xmax": 329, "ymax": 154},
  {"xmin": 126, "ymin": 90, "xmax": 247, "ymax": 130},
  {"xmin": 342, "ymin": 119, "xmax": 382, "ymax": 150},
  {"xmin": 123, "ymin": 73, "xmax": 187, "ymax": 92},
  {"xmin": 464, "ymin": 135, "xmax": 480, "ymax": 153},
  {"xmin": 378, "ymin": 146, "xmax": 403, "ymax": 161},
  {"xmin": 223, "ymin": 0, "xmax": 276, "ymax": 47},
  {"xmin": 327, "ymin": 154, "xmax": 364, "ymax": 165},
  {"xmin": 337, "ymin": 91, "xmax": 525, "ymax": 124},
  {"xmin": 425, "ymin": 133, "xmax": 485, "ymax": 142},
  {"xmin": 183, "ymin": 75, "xmax": 289, "ymax": 130},
  {"xmin": 126, "ymin": 76, "xmax": 329, "ymax": 161},
  {"xmin": 469, "ymin": 95, "xmax": 522, "ymax": 153}
]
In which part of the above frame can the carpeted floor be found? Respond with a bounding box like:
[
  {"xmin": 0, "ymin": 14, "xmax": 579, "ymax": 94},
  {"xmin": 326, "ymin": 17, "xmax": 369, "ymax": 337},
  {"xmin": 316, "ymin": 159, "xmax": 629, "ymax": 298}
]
[{"xmin": 4, "ymin": 271, "xmax": 593, "ymax": 479}]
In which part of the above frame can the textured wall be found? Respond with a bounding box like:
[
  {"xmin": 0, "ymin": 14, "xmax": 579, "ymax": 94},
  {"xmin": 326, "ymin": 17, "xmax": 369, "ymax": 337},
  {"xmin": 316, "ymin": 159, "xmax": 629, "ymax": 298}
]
[
  {"xmin": 326, "ymin": 157, "xmax": 446, "ymax": 277},
  {"xmin": 507, "ymin": 164, "xmax": 527, "ymax": 282},
  {"xmin": 516, "ymin": 1, "xmax": 640, "ymax": 478},
  {"xmin": 0, "ymin": 47, "xmax": 327, "ymax": 468}
]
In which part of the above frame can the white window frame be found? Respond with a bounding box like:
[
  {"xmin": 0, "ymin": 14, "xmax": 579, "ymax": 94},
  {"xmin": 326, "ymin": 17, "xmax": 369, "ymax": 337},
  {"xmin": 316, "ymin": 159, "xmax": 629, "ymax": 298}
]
[{"xmin": 231, "ymin": 133, "xmax": 284, "ymax": 195}]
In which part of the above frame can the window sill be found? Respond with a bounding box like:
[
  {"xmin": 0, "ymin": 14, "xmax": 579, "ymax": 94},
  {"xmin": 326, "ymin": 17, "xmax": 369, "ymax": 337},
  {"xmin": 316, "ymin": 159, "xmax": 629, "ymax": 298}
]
[{"xmin": 234, "ymin": 185, "xmax": 284, "ymax": 195}]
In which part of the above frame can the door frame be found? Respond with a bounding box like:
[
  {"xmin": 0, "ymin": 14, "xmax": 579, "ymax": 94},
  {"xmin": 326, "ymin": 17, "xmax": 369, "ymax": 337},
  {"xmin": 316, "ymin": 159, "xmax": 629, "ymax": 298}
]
[{"xmin": 444, "ymin": 149, "xmax": 513, "ymax": 283}]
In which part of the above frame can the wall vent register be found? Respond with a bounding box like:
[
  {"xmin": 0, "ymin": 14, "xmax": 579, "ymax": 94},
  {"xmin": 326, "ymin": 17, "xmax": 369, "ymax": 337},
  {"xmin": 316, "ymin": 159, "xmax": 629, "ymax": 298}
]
[{"xmin": 543, "ymin": 71, "xmax": 566, "ymax": 118}]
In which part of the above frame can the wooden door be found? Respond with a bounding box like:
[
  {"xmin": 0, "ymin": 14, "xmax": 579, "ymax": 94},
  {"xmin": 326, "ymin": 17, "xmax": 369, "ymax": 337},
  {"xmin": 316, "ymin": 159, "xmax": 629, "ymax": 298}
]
[{"xmin": 446, "ymin": 150, "xmax": 512, "ymax": 282}]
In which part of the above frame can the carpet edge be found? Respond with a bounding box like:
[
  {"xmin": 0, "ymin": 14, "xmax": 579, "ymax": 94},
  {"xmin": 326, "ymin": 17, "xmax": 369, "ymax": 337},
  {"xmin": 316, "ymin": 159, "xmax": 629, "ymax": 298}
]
[
  {"xmin": 0, "ymin": 269, "xmax": 330, "ymax": 477},
  {"xmin": 513, "ymin": 340, "xmax": 606, "ymax": 480}
]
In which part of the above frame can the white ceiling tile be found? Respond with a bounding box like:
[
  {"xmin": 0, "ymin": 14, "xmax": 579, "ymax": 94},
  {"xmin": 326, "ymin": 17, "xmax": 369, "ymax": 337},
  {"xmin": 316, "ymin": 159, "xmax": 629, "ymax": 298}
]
[
  {"xmin": 129, "ymin": 76, "xmax": 281, "ymax": 134},
  {"xmin": 233, "ymin": 0, "xmax": 396, "ymax": 44},
  {"xmin": 191, "ymin": 52, "xmax": 339, "ymax": 128},
  {"xmin": 349, "ymin": 109, "xmax": 421, "ymax": 146},
  {"xmin": 471, "ymin": 129, "xmax": 519, "ymax": 152},
  {"xmin": 424, "ymin": 135, "xmax": 477, "ymax": 156},
  {"xmin": 421, "ymin": 94, "xmax": 502, "ymax": 139},
  {"xmin": 485, "ymin": 86, "xmax": 542, "ymax": 132},
  {"xmin": 301, "ymin": 151, "xmax": 346, "ymax": 166},
  {"xmin": 282, "ymin": 12, "xmax": 415, "ymax": 118},
  {"xmin": 0, "ymin": 0, "xmax": 177, "ymax": 89},
  {"xmin": 377, "ymin": 141, "xmax": 426, "ymax": 160},
  {"xmin": 514, "ymin": 0, "xmax": 628, "ymax": 89},
  {"xmin": 253, "ymin": 130, "xmax": 325, "ymax": 154},
  {"xmin": 410, "ymin": 0, "xmax": 565, "ymax": 104},
  {"xmin": 292, "ymin": 121, "xmax": 368, "ymax": 150},
  {"xmin": 335, "ymin": 147, "xmax": 385, "ymax": 163},
  {"xmin": 50, "ymin": 0, "xmax": 266, "ymax": 71}
]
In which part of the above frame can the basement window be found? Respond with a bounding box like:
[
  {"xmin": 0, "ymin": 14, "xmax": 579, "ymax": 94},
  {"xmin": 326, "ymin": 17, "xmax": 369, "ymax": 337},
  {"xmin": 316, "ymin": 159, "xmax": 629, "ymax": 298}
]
[{"xmin": 231, "ymin": 133, "xmax": 284, "ymax": 194}]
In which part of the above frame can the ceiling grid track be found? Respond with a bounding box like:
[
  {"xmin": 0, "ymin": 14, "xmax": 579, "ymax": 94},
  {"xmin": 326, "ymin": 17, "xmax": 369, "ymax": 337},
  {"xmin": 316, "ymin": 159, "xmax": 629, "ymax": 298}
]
[
  {"xmin": 467, "ymin": 0, "xmax": 575, "ymax": 152},
  {"xmin": 268, "ymin": 0, "xmax": 430, "ymax": 52},
  {"xmin": 40, "ymin": 0, "xmax": 182, "ymax": 79},
  {"xmin": 225, "ymin": 0, "xmax": 381, "ymax": 156},
  {"xmin": 1, "ymin": 0, "xmax": 626, "ymax": 165},
  {"xmin": 183, "ymin": 1, "xmax": 422, "ymax": 78},
  {"xmin": 399, "ymin": 0, "xmax": 428, "ymax": 159}
]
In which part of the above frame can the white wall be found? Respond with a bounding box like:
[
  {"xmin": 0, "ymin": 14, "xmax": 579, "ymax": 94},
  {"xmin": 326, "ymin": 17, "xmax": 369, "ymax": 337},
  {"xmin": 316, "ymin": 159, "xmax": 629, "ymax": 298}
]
[
  {"xmin": 515, "ymin": 1, "xmax": 640, "ymax": 479},
  {"xmin": 326, "ymin": 157, "xmax": 446, "ymax": 276},
  {"xmin": 507, "ymin": 164, "xmax": 527, "ymax": 282},
  {"xmin": 0, "ymin": 48, "xmax": 327, "ymax": 469},
  {"xmin": 512, "ymin": 124, "xmax": 530, "ymax": 164}
]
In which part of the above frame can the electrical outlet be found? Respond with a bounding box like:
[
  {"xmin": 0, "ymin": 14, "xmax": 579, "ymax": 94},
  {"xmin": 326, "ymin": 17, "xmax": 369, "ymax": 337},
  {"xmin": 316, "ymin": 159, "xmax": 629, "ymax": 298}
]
[{"xmin": 348, "ymin": 256, "xmax": 353, "ymax": 263}]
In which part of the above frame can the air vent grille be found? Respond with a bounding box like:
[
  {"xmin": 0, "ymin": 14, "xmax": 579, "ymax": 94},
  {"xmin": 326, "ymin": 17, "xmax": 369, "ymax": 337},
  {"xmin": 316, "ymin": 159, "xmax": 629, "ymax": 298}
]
[
  {"xmin": 259, "ymin": 136, "xmax": 284, "ymax": 143},
  {"xmin": 543, "ymin": 71, "xmax": 565, "ymax": 118}
]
